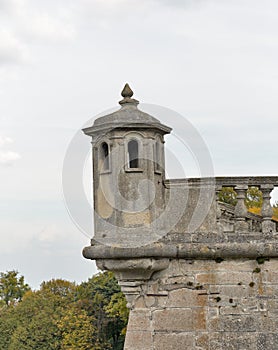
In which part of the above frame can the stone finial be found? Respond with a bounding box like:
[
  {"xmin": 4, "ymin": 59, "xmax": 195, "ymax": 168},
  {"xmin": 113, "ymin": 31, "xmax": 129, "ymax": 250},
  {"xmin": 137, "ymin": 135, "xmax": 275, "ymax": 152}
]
[
  {"xmin": 121, "ymin": 83, "xmax": 133, "ymax": 98},
  {"xmin": 119, "ymin": 83, "xmax": 139, "ymax": 106}
]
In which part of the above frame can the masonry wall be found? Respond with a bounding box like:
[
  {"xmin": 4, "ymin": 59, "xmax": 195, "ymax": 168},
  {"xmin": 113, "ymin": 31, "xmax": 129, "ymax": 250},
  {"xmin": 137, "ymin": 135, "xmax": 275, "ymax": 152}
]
[{"xmin": 124, "ymin": 258, "xmax": 278, "ymax": 350}]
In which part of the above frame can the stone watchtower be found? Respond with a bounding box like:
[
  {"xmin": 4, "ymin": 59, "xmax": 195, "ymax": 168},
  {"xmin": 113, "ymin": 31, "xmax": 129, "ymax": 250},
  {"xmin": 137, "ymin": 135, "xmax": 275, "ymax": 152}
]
[
  {"xmin": 83, "ymin": 85, "xmax": 278, "ymax": 349},
  {"xmin": 83, "ymin": 84, "xmax": 171, "ymax": 247}
]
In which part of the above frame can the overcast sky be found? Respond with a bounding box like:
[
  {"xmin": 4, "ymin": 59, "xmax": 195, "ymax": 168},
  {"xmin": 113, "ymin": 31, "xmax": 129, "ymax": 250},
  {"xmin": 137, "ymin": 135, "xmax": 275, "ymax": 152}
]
[{"xmin": 1, "ymin": 0, "xmax": 278, "ymax": 289}]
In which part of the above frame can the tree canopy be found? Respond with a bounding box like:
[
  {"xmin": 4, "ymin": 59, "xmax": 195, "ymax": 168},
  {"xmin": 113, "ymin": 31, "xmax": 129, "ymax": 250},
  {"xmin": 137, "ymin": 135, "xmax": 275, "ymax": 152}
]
[
  {"xmin": 0, "ymin": 271, "xmax": 128, "ymax": 350},
  {"xmin": 0, "ymin": 270, "xmax": 30, "ymax": 306}
]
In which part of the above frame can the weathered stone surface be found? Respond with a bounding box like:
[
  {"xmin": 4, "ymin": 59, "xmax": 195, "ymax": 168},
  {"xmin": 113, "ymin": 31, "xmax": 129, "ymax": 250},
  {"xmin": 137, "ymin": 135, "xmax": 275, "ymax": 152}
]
[
  {"xmin": 122, "ymin": 258, "xmax": 278, "ymax": 348},
  {"xmin": 82, "ymin": 85, "xmax": 278, "ymax": 349},
  {"xmin": 127, "ymin": 309, "xmax": 151, "ymax": 331},
  {"xmin": 209, "ymin": 332, "xmax": 257, "ymax": 349},
  {"xmin": 153, "ymin": 308, "xmax": 193, "ymax": 332},
  {"xmin": 153, "ymin": 333, "xmax": 194, "ymax": 349},
  {"xmin": 196, "ymin": 271, "xmax": 252, "ymax": 285},
  {"xmin": 124, "ymin": 331, "xmax": 153, "ymax": 350},
  {"xmin": 165, "ymin": 288, "xmax": 207, "ymax": 308}
]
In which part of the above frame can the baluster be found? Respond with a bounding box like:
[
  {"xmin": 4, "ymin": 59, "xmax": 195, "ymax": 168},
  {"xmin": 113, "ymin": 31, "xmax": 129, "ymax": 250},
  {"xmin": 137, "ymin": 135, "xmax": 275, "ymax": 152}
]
[
  {"xmin": 234, "ymin": 185, "xmax": 249, "ymax": 231},
  {"xmin": 261, "ymin": 184, "xmax": 276, "ymax": 233}
]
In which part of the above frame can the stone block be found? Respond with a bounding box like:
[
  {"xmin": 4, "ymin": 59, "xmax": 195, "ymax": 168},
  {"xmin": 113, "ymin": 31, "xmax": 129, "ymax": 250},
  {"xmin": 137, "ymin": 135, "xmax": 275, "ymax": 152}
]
[
  {"xmin": 257, "ymin": 333, "xmax": 278, "ymax": 350},
  {"xmin": 209, "ymin": 332, "xmax": 257, "ymax": 349},
  {"xmin": 195, "ymin": 332, "xmax": 209, "ymax": 350},
  {"xmin": 196, "ymin": 271, "xmax": 251, "ymax": 285},
  {"xmin": 193, "ymin": 307, "xmax": 207, "ymax": 330},
  {"xmin": 210, "ymin": 315, "xmax": 257, "ymax": 332},
  {"xmin": 264, "ymin": 270, "xmax": 278, "ymax": 284},
  {"xmin": 124, "ymin": 331, "xmax": 153, "ymax": 350},
  {"xmin": 152, "ymin": 308, "xmax": 193, "ymax": 331},
  {"xmin": 209, "ymin": 284, "xmax": 251, "ymax": 298},
  {"xmin": 133, "ymin": 295, "xmax": 146, "ymax": 308},
  {"xmin": 153, "ymin": 332, "xmax": 193, "ymax": 350},
  {"xmin": 127, "ymin": 309, "xmax": 151, "ymax": 331},
  {"xmin": 165, "ymin": 287, "xmax": 208, "ymax": 308}
]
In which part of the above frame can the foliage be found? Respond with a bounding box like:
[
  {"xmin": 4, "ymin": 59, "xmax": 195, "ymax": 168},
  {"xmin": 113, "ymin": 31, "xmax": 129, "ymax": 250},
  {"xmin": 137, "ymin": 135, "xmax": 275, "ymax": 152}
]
[
  {"xmin": 218, "ymin": 187, "xmax": 237, "ymax": 206},
  {"xmin": 218, "ymin": 186, "xmax": 263, "ymax": 209},
  {"xmin": 273, "ymin": 201, "xmax": 278, "ymax": 221},
  {"xmin": 105, "ymin": 292, "xmax": 129, "ymax": 335},
  {"xmin": 40, "ymin": 278, "xmax": 77, "ymax": 298},
  {"xmin": 0, "ymin": 270, "xmax": 30, "ymax": 306},
  {"xmin": 248, "ymin": 206, "xmax": 261, "ymax": 216},
  {"xmin": 245, "ymin": 187, "xmax": 263, "ymax": 209},
  {"xmin": 0, "ymin": 271, "xmax": 128, "ymax": 350},
  {"xmin": 77, "ymin": 271, "xmax": 128, "ymax": 350},
  {"xmin": 218, "ymin": 186, "xmax": 278, "ymax": 220},
  {"xmin": 57, "ymin": 306, "xmax": 101, "ymax": 350},
  {"xmin": 0, "ymin": 307, "xmax": 18, "ymax": 349},
  {"xmin": 7, "ymin": 279, "xmax": 77, "ymax": 350}
]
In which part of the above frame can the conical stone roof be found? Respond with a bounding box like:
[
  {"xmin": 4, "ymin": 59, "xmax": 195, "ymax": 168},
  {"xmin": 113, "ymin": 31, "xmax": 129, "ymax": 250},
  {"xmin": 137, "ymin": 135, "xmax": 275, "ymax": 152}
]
[{"xmin": 83, "ymin": 84, "xmax": 172, "ymax": 137}]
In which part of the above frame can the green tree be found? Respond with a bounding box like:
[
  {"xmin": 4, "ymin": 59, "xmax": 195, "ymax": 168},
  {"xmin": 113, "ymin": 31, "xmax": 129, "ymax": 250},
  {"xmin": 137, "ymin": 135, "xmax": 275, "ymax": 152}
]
[
  {"xmin": 57, "ymin": 306, "xmax": 101, "ymax": 350},
  {"xmin": 218, "ymin": 186, "xmax": 263, "ymax": 208},
  {"xmin": 0, "ymin": 270, "xmax": 30, "ymax": 306},
  {"xmin": 0, "ymin": 273, "xmax": 128, "ymax": 350},
  {"xmin": 218, "ymin": 186, "xmax": 278, "ymax": 220},
  {"xmin": 218, "ymin": 187, "xmax": 237, "ymax": 206},
  {"xmin": 77, "ymin": 272, "xmax": 128, "ymax": 350},
  {"xmin": 8, "ymin": 279, "xmax": 78, "ymax": 350},
  {"xmin": 40, "ymin": 279, "xmax": 77, "ymax": 298},
  {"xmin": 0, "ymin": 306, "xmax": 18, "ymax": 349},
  {"xmin": 245, "ymin": 186, "xmax": 263, "ymax": 209},
  {"xmin": 105, "ymin": 292, "xmax": 129, "ymax": 349},
  {"xmin": 9, "ymin": 312, "xmax": 61, "ymax": 350}
]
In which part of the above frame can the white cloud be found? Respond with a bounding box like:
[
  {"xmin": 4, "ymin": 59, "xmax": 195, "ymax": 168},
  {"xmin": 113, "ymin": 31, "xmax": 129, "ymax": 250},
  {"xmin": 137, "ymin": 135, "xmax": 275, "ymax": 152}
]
[
  {"xmin": 0, "ymin": 29, "xmax": 28, "ymax": 65},
  {"xmin": 11, "ymin": 1, "xmax": 77, "ymax": 42},
  {"xmin": 154, "ymin": 0, "xmax": 205, "ymax": 8},
  {"xmin": 0, "ymin": 150, "xmax": 21, "ymax": 165},
  {"xmin": 0, "ymin": 135, "xmax": 13, "ymax": 146},
  {"xmin": 0, "ymin": 0, "xmax": 16, "ymax": 13},
  {"xmin": 27, "ymin": 12, "xmax": 76, "ymax": 41},
  {"xmin": 0, "ymin": 135, "xmax": 20, "ymax": 165},
  {"xmin": 0, "ymin": 1, "xmax": 76, "ymax": 70}
]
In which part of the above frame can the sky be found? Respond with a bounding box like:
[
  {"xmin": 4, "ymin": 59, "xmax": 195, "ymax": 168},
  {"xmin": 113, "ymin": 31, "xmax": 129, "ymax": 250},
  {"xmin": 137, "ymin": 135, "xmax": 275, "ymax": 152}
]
[{"xmin": 0, "ymin": 0, "xmax": 278, "ymax": 289}]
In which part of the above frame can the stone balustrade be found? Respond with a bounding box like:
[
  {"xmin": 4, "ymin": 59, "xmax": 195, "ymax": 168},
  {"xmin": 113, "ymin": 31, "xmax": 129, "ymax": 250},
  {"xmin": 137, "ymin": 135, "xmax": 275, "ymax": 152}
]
[
  {"xmin": 217, "ymin": 202, "xmax": 262, "ymax": 233},
  {"xmin": 84, "ymin": 176, "xmax": 278, "ymax": 262},
  {"xmin": 216, "ymin": 176, "xmax": 278, "ymax": 234}
]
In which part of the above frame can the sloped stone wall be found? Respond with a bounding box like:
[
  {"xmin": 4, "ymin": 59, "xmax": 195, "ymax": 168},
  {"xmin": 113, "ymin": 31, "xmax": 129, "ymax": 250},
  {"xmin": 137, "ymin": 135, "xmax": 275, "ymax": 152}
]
[{"xmin": 124, "ymin": 259, "xmax": 278, "ymax": 350}]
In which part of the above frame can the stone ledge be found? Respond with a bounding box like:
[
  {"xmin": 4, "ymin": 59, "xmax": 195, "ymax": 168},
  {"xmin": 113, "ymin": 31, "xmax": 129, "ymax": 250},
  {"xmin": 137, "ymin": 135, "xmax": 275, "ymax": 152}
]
[
  {"xmin": 83, "ymin": 240, "xmax": 278, "ymax": 260},
  {"xmin": 165, "ymin": 176, "xmax": 278, "ymax": 187}
]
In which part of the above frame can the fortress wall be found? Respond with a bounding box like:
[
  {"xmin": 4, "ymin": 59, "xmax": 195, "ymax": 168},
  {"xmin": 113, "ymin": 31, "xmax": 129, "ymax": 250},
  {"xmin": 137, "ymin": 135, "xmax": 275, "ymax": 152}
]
[{"xmin": 124, "ymin": 258, "xmax": 278, "ymax": 350}]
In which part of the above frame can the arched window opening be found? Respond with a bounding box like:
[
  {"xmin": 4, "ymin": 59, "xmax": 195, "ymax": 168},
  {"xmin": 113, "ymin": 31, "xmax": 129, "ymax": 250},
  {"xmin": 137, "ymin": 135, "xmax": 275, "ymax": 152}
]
[
  {"xmin": 100, "ymin": 142, "xmax": 109, "ymax": 171},
  {"xmin": 128, "ymin": 140, "xmax": 139, "ymax": 168},
  {"xmin": 155, "ymin": 141, "xmax": 161, "ymax": 172}
]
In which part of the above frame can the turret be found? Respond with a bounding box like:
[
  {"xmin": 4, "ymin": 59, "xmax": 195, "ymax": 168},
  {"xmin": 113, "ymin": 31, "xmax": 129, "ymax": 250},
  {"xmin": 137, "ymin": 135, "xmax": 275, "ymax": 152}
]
[{"xmin": 83, "ymin": 84, "xmax": 171, "ymax": 246}]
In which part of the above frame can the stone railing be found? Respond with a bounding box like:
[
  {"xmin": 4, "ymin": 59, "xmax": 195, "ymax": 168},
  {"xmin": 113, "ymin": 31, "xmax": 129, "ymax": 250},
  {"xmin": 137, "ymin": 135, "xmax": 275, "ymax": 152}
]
[
  {"xmin": 217, "ymin": 202, "xmax": 262, "ymax": 233},
  {"xmin": 84, "ymin": 176, "xmax": 278, "ymax": 263},
  {"xmin": 216, "ymin": 176, "xmax": 278, "ymax": 233}
]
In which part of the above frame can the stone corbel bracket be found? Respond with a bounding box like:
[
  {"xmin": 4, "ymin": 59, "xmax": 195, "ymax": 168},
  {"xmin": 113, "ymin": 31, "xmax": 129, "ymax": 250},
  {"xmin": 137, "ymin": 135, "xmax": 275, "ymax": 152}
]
[{"xmin": 96, "ymin": 258, "xmax": 170, "ymax": 308}]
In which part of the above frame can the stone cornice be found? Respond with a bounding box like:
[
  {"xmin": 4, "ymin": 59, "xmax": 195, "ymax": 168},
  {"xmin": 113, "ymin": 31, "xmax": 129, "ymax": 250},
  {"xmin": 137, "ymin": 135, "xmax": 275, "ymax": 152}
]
[
  {"xmin": 165, "ymin": 176, "xmax": 278, "ymax": 187},
  {"xmin": 83, "ymin": 237, "xmax": 278, "ymax": 261}
]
